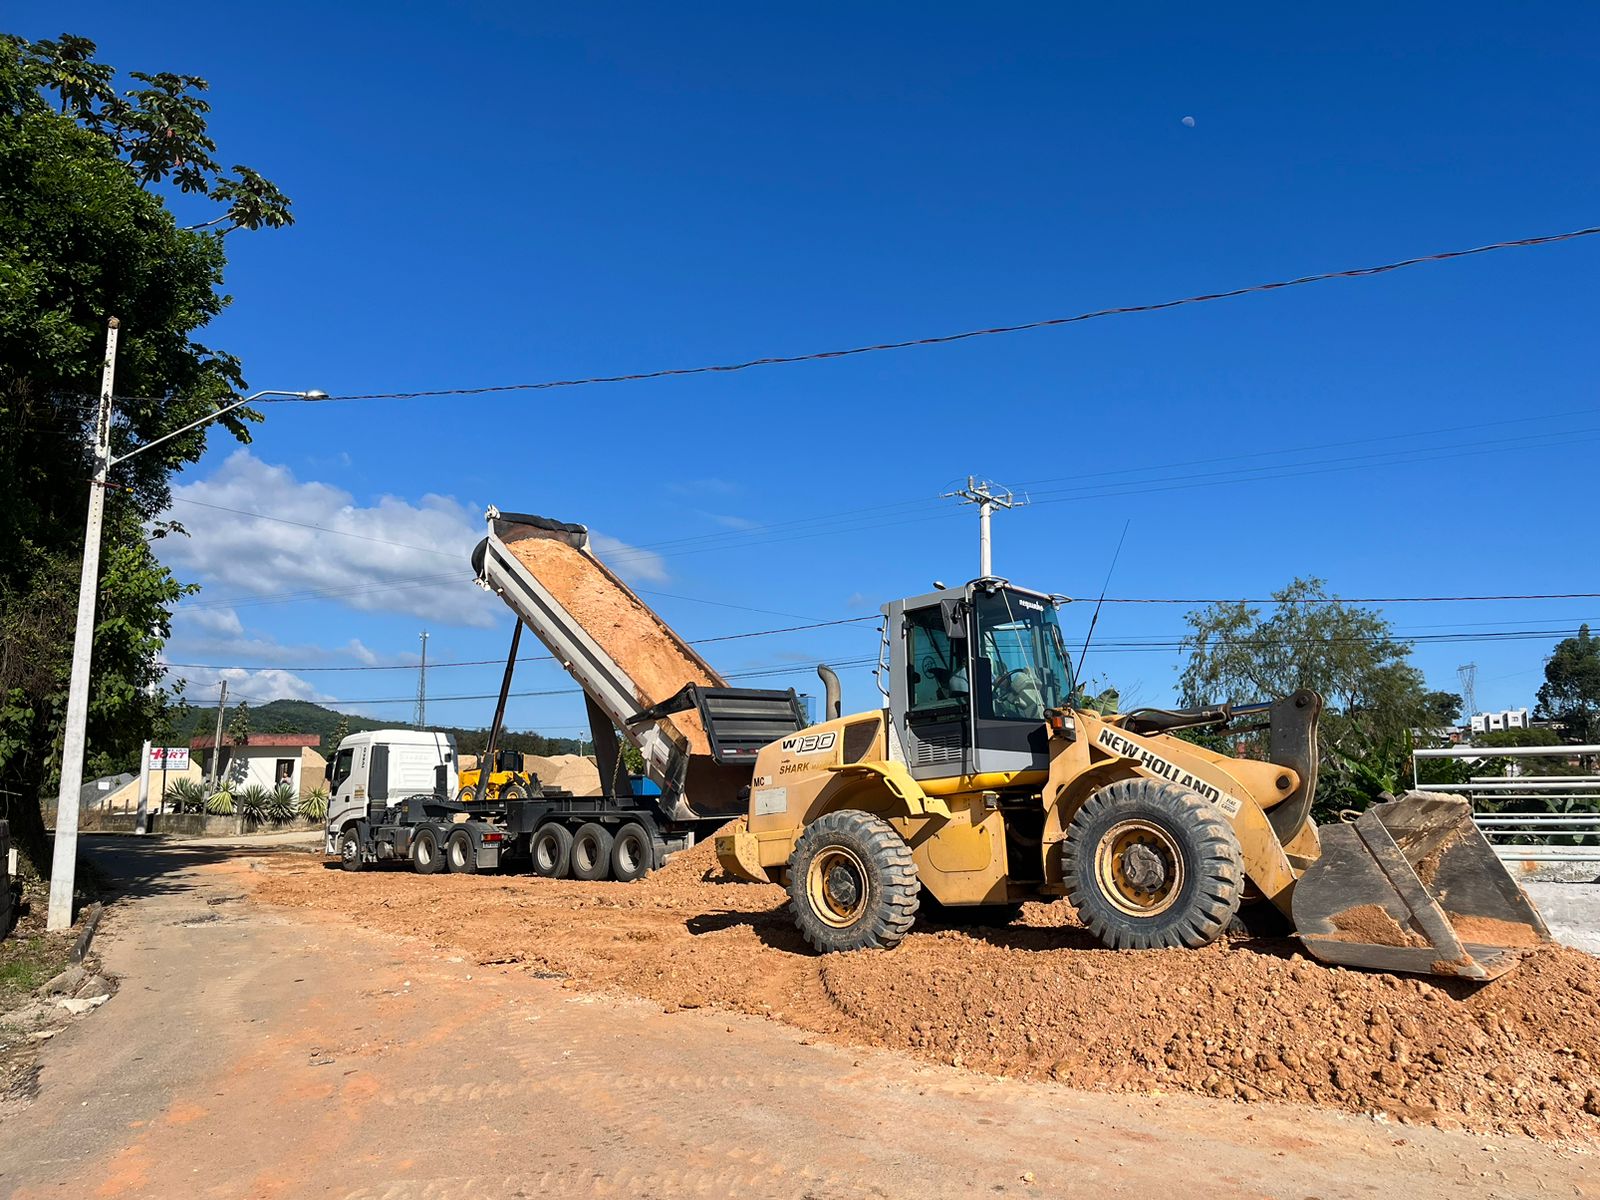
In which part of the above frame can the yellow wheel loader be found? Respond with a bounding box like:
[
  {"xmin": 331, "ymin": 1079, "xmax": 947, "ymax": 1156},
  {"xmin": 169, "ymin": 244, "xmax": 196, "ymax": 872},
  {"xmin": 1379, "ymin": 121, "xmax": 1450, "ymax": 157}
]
[
  {"xmin": 455, "ymin": 748, "xmax": 536, "ymax": 804},
  {"xmin": 716, "ymin": 578, "xmax": 1550, "ymax": 980}
]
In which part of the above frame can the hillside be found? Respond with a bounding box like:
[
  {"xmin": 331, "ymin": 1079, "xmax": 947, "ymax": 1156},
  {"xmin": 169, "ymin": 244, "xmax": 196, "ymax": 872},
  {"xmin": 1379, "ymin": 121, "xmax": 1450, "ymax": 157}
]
[{"xmin": 173, "ymin": 698, "xmax": 583, "ymax": 757}]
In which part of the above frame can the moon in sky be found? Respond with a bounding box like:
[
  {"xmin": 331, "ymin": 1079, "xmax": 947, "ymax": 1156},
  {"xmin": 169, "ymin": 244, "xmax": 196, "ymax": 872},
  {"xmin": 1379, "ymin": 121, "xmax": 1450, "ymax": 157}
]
[{"xmin": 1181, "ymin": 115, "xmax": 1196, "ymax": 127}]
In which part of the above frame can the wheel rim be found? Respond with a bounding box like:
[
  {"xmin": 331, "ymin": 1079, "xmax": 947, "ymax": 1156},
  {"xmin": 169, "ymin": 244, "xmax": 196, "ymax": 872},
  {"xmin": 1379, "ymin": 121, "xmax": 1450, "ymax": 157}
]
[
  {"xmin": 805, "ymin": 846, "xmax": 869, "ymax": 928},
  {"xmin": 341, "ymin": 837, "xmax": 356, "ymax": 864},
  {"xmin": 1094, "ymin": 819, "xmax": 1184, "ymax": 916},
  {"xmin": 617, "ymin": 834, "xmax": 642, "ymax": 875},
  {"xmin": 534, "ymin": 834, "xmax": 554, "ymax": 871},
  {"xmin": 450, "ymin": 840, "xmax": 466, "ymax": 868},
  {"xmin": 574, "ymin": 835, "xmax": 597, "ymax": 873},
  {"xmin": 417, "ymin": 838, "xmax": 434, "ymax": 866}
]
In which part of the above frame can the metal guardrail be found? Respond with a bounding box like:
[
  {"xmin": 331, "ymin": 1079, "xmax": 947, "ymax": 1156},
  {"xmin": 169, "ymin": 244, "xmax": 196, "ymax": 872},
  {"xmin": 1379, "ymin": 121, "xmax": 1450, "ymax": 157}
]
[{"xmin": 1412, "ymin": 743, "xmax": 1600, "ymax": 863}]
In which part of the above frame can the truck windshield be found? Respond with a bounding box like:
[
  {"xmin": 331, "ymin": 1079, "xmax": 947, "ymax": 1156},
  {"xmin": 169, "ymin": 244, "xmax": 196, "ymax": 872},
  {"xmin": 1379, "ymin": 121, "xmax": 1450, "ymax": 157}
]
[{"xmin": 974, "ymin": 590, "xmax": 1073, "ymax": 721}]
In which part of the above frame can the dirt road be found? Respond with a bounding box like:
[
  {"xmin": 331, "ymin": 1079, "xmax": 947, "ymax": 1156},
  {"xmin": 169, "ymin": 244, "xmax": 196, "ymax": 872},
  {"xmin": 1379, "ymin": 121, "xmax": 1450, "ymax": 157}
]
[{"xmin": 0, "ymin": 837, "xmax": 1592, "ymax": 1199}]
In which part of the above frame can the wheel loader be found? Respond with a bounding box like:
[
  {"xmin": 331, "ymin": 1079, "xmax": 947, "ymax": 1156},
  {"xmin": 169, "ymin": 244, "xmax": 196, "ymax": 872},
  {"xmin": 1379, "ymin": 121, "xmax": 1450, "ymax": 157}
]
[
  {"xmin": 455, "ymin": 747, "xmax": 537, "ymax": 804},
  {"xmin": 715, "ymin": 577, "xmax": 1550, "ymax": 980}
]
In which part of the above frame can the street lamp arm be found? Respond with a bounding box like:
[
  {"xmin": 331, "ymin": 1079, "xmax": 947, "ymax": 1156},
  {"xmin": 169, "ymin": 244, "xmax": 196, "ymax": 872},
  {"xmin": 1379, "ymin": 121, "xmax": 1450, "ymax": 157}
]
[{"xmin": 110, "ymin": 388, "xmax": 326, "ymax": 467}]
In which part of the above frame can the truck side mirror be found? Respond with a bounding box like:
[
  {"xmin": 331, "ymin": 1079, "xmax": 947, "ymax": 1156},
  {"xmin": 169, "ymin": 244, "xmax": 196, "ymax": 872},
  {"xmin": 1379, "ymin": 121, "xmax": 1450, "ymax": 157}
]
[{"xmin": 939, "ymin": 598, "xmax": 967, "ymax": 643}]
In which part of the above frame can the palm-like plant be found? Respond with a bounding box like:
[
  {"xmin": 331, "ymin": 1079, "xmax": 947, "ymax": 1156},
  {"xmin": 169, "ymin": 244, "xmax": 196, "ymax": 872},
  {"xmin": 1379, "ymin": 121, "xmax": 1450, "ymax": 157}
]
[
  {"xmin": 165, "ymin": 777, "xmax": 209, "ymax": 814},
  {"xmin": 267, "ymin": 782, "xmax": 298, "ymax": 823},
  {"xmin": 298, "ymin": 787, "xmax": 330, "ymax": 822},
  {"xmin": 205, "ymin": 788, "xmax": 234, "ymax": 816},
  {"xmin": 235, "ymin": 783, "xmax": 271, "ymax": 821}
]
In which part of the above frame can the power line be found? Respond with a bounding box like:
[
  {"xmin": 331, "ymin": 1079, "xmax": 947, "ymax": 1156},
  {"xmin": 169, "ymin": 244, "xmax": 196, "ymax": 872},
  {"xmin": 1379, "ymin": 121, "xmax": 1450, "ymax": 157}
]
[{"xmin": 244, "ymin": 224, "xmax": 1600, "ymax": 404}]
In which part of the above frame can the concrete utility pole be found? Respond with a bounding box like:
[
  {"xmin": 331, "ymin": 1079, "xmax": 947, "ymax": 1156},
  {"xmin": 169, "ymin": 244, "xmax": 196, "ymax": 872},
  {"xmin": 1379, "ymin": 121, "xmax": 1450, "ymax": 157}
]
[
  {"xmin": 210, "ymin": 680, "xmax": 229, "ymax": 791},
  {"xmin": 135, "ymin": 740, "xmax": 151, "ymax": 836},
  {"xmin": 45, "ymin": 346, "xmax": 323, "ymax": 928},
  {"xmin": 941, "ymin": 476, "xmax": 1028, "ymax": 579},
  {"xmin": 47, "ymin": 319, "xmax": 119, "ymax": 932}
]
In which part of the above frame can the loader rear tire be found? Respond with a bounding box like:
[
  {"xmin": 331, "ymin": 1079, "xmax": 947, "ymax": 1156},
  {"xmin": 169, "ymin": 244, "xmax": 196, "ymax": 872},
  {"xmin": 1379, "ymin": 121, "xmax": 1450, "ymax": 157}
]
[
  {"xmin": 788, "ymin": 810, "xmax": 919, "ymax": 953},
  {"xmin": 1062, "ymin": 779, "xmax": 1242, "ymax": 951}
]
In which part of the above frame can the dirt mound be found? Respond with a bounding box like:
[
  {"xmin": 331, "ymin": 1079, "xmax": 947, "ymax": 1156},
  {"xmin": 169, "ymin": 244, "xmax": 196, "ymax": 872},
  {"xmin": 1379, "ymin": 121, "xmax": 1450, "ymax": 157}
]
[
  {"xmin": 526, "ymin": 753, "xmax": 601, "ymax": 797},
  {"xmin": 655, "ymin": 821, "xmax": 741, "ymax": 883},
  {"xmin": 249, "ymin": 859, "xmax": 1600, "ymax": 1143}
]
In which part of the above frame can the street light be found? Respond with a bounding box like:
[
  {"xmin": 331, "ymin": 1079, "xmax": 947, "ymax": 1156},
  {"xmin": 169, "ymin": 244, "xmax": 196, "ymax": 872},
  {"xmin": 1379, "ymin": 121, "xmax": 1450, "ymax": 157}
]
[{"xmin": 46, "ymin": 314, "xmax": 324, "ymax": 930}]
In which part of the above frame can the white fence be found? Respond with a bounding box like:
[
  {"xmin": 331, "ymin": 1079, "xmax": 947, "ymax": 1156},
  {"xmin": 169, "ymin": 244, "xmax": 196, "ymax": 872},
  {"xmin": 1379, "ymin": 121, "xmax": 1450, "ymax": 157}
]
[{"xmin": 1412, "ymin": 744, "xmax": 1600, "ymax": 862}]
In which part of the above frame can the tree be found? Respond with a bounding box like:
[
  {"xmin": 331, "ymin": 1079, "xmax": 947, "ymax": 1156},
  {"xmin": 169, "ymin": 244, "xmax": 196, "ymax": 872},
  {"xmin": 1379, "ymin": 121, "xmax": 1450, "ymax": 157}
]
[
  {"xmin": 1536, "ymin": 625, "xmax": 1600, "ymax": 744},
  {"xmin": 228, "ymin": 701, "xmax": 251, "ymax": 746},
  {"xmin": 1419, "ymin": 690, "xmax": 1463, "ymax": 729},
  {"xmin": 0, "ymin": 35, "xmax": 291, "ymax": 870},
  {"xmin": 1178, "ymin": 577, "xmax": 1429, "ymax": 816},
  {"xmin": 324, "ymin": 715, "xmax": 349, "ymax": 756}
]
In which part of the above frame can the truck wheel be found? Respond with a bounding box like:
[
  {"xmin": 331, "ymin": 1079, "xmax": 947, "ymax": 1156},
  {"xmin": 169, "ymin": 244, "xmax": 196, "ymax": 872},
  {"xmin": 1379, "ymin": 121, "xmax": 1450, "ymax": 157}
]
[
  {"xmin": 1061, "ymin": 778, "xmax": 1243, "ymax": 951},
  {"xmin": 570, "ymin": 823, "xmax": 614, "ymax": 881},
  {"xmin": 531, "ymin": 823, "xmax": 573, "ymax": 878},
  {"xmin": 338, "ymin": 827, "xmax": 363, "ymax": 873},
  {"xmin": 411, "ymin": 827, "xmax": 445, "ymax": 875},
  {"xmin": 787, "ymin": 810, "xmax": 919, "ymax": 953},
  {"xmin": 446, "ymin": 830, "xmax": 478, "ymax": 874},
  {"xmin": 501, "ymin": 782, "xmax": 527, "ymax": 801},
  {"xmin": 609, "ymin": 823, "xmax": 653, "ymax": 883}
]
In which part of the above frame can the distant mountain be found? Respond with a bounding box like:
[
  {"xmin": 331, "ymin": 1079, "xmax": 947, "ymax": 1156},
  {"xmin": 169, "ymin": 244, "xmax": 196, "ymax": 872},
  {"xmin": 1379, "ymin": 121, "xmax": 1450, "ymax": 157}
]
[{"xmin": 173, "ymin": 698, "xmax": 583, "ymax": 757}]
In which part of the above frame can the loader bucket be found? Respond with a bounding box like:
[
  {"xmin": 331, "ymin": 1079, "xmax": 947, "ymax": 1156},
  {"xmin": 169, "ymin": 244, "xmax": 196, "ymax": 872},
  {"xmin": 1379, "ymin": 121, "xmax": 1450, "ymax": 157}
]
[{"xmin": 1292, "ymin": 792, "xmax": 1552, "ymax": 981}]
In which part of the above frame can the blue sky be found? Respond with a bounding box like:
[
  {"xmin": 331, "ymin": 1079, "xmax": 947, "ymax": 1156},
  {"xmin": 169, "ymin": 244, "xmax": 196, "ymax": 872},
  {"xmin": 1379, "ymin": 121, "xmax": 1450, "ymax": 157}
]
[{"xmin": 15, "ymin": 4, "xmax": 1599, "ymax": 734}]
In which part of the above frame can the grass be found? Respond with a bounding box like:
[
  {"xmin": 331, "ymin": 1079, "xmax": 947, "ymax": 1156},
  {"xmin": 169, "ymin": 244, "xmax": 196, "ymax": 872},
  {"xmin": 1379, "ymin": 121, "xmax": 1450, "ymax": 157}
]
[{"xmin": 0, "ymin": 935, "xmax": 70, "ymax": 1010}]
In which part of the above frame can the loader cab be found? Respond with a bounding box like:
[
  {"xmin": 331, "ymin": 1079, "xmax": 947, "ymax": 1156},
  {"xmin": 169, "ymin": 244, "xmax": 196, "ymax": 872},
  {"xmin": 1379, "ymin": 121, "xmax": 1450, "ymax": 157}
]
[{"xmin": 886, "ymin": 581, "xmax": 1073, "ymax": 781}]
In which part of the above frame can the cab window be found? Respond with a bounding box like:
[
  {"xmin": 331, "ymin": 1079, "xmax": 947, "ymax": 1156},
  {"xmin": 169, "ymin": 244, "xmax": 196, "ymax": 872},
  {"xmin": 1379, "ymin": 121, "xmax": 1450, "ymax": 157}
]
[
  {"xmin": 905, "ymin": 606, "xmax": 968, "ymax": 717},
  {"xmin": 974, "ymin": 591, "xmax": 1072, "ymax": 722},
  {"xmin": 331, "ymin": 748, "xmax": 355, "ymax": 790}
]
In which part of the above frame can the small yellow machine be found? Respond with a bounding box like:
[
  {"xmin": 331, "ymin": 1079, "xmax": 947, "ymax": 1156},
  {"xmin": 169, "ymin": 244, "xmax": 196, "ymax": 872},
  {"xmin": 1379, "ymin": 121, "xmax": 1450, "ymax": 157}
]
[
  {"xmin": 455, "ymin": 748, "xmax": 535, "ymax": 804},
  {"xmin": 717, "ymin": 578, "xmax": 1549, "ymax": 980}
]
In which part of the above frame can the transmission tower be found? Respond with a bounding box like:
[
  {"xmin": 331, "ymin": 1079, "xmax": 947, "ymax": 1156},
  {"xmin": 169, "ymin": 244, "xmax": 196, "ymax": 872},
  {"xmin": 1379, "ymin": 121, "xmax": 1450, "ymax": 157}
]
[
  {"xmin": 1457, "ymin": 662, "xmax": 1478, "ymax": 723},
  {"xmin": 415, "ymin": 630, "xmax": 430, "ymax": 728},
  {"xmin": 941, "ymin": 476, "xmax": 1029, "ymax": 578}
]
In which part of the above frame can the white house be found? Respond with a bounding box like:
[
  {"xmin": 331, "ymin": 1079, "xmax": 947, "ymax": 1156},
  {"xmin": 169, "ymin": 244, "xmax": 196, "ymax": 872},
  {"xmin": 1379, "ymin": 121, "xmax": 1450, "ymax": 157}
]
[
  {"xmin": 190, "ymin": 733, "xmax": 328, "ymax": 794},
  {"xmin": 1470, "ymin": 708, "xmax": 1530, "ymax": 735}
]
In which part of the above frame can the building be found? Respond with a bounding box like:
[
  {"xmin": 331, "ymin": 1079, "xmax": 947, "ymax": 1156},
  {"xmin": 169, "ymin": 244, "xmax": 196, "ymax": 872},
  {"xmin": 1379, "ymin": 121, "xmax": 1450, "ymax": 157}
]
[
  {"xmin": 190, "ymin": 733, "xmax": 328, "ymax": 795},
  {"xmin": 1470, "ymin": 708, "xmax": 1530, "ymax": 735}
]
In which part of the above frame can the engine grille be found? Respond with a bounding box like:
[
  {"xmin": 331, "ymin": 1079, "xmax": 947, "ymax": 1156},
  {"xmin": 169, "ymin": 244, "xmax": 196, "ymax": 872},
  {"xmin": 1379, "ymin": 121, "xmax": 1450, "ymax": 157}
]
[{"xmin": 911, "ymin": 727, "xmax": 963, "ymax": 767}]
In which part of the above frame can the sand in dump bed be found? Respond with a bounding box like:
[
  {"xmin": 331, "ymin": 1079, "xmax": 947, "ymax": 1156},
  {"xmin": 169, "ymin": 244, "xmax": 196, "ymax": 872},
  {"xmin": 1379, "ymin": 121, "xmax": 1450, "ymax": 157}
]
[
  {"xmin": 506, "ymin": 533, "xmax": 715, "ymax": 755},
  {"xmin": 252, "ymin": 848, "xmax": 1600, "ymax": 1143}
]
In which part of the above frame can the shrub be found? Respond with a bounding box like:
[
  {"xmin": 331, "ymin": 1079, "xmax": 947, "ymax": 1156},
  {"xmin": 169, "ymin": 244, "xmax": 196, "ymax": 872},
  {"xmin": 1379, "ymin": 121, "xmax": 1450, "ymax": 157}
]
[
  {"xmin": 298, "ymin": 787, "xmax": 329, "ymax": 822},
  {"xmin": 235, "ymin": 783, "xmax": 270, "ymax": 820},
  {"xmin": 164, "ymin": 778, "xmax": 209, "ymax": 814},
  {"xmin": 267, "ymin": 783, "xmax": 298, "ymax": 823},
  {"xmin": 205, "ymin": 788, "xmax": 233, "ymax": 816}
]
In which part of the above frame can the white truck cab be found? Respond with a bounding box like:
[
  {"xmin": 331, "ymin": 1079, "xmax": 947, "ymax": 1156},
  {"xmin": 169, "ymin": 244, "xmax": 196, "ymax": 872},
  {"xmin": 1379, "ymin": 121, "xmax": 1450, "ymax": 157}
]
[{"xmin": 325, "ymin": 729, "xmax": 458, "ymax": 853}]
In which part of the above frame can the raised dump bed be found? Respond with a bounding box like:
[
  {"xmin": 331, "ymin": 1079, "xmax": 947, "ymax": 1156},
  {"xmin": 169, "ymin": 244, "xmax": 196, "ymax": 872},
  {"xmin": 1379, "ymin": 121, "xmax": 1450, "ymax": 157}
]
[{"xmin": 472, "ymin": 509, "xmax": 806, "ymax": 823}]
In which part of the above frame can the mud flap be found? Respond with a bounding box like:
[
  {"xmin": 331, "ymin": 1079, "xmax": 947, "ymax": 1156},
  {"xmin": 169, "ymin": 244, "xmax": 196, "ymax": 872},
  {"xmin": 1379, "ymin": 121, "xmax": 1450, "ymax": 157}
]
[{"xmin": 1292, "ymin": 792, "xmax": 1551, "ymax": 980}]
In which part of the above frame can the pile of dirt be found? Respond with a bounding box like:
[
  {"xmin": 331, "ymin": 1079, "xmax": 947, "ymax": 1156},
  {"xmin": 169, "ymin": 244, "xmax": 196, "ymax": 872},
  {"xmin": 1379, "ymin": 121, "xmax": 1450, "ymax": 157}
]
[
  {"xmin": 525, "ymin": 753, "xmax": 602, "ymax": 797},
  {"xmin": 504, "ymin": 531, "xmax": 717, "ymax": 754},
  {"xmin": 248, "ymin": 859, "xmax": 1600, "ymax": 1143}
]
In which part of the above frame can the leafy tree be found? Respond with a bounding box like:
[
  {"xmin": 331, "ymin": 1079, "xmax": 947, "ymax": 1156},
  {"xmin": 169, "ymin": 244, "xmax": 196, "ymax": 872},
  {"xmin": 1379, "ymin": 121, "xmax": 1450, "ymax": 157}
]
[
  {"xmin": 1178, "ymin": 577, "xmax": 1428, "ymax": 817},
  {"xmin": 324, "ymin": 714, "xmax": 350, "ymax": 756},
  {"xmin": 0, "ymin": 34, "xmax": 291, "ymax": 869},
  {"xmin": 228, "ymin": 700, "xmax": 251, "ymax": 746},
  {"xmin": 1536, "ymin": 625, "xmax": 1600, "ymax": 744},
  {"xmin": 1419, "ymin": 690, "xmax": 1463, "ymax": 729}
]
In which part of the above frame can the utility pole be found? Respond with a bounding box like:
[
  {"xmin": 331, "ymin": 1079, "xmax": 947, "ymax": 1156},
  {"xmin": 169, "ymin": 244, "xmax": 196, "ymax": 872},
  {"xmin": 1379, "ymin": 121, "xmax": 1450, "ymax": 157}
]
[
  {"xmin": 209, "ymin": 680, "xmax": 229, "ymax": 790},
  {"xmin": 941, "ymin": 476, "xmax": 1028, "ymax": 578},
  {"xmin": 415, "ymin": 630, "xmax": 430, "ymax": 729},
  {"xmin": 45, "ymin": 359, "xmax": 322, "ymax": 930},
  {"xmin": 46, "ymin": 319, "xmax": 119, "ymax": 932},
  {"xmin": 135, "ymin": 740, "xmax": 151, "ymax": 836}
]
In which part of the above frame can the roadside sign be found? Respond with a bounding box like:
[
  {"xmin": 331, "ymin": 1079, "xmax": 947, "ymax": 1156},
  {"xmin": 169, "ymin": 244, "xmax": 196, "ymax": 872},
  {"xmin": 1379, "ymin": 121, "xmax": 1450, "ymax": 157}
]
[{"xmin": 148, "ymin": 746, "xmax": 190, "ymax": 771}]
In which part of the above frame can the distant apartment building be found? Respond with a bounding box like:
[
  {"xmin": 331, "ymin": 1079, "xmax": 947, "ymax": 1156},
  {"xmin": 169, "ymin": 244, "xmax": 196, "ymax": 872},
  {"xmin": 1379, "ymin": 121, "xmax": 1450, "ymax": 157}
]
[{"xmin": 1470, "ymin": 708, "xmax": 1530, "ymax": 735}]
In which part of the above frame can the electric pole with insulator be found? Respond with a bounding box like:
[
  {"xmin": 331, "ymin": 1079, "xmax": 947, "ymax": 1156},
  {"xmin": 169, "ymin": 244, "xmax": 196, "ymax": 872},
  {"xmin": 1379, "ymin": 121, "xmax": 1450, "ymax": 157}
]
[{"xmin": 941, "ymin": 476, "xmax": 1028, "ymax": 578}]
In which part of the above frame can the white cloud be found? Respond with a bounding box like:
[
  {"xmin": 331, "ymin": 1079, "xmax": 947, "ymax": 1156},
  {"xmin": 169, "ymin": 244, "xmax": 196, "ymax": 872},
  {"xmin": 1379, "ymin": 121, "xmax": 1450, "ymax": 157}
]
[
  {"xmin": 590, "ymin": 531, "xmax": 670, "ymax": 584},
  {"xmin": 703, "ymin": 512, "xmax": 760, "ymax": 531},
  {"xmin": 160, "ymin": 450, "xmax": 498, "ymax": 627},
  {"xmin": 346, "ymin": 638, "xmax": 381, "ymax": 666},
  {"xmin": 173, "ymin": 606, "xmax": 245, "ymax": 637},
  {"xmin": 168, "ymin": 664, "xmax": 334, "ymax": 706}
]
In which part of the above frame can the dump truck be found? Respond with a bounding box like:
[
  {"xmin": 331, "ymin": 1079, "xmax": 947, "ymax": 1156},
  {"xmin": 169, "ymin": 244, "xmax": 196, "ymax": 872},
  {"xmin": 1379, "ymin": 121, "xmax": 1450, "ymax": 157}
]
[
  {"xmin": 363, "ymin": 508, "xmax": 813, "ymax": 879},
  {"xmin": 713, "ymin": 577, "xmax": 1551, "ymax": 980}
]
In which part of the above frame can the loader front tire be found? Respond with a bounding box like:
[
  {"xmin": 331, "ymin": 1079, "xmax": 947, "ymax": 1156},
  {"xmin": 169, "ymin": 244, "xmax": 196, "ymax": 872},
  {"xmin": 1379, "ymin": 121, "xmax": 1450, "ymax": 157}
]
[
  {"xmin": 1062, "ymin": 779, "xmax": 1243, "ymax": 951},
  {"xmin": 788, "ymin": 810, "xmax": 919, "ymax": 953}
]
